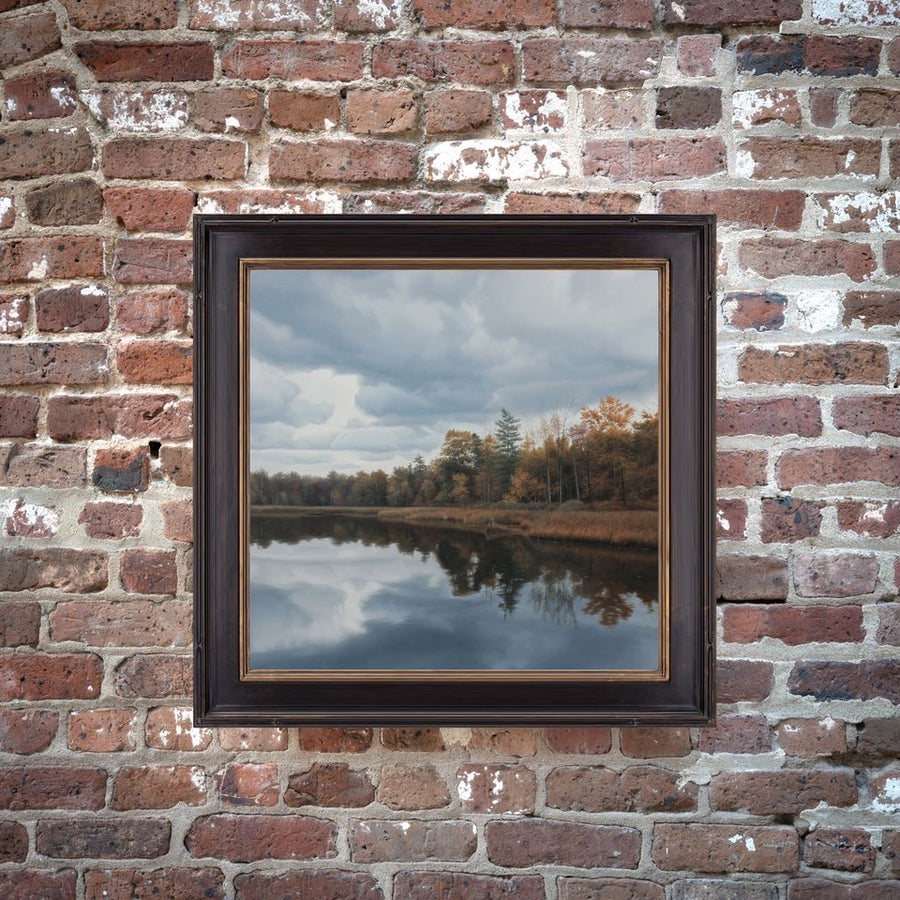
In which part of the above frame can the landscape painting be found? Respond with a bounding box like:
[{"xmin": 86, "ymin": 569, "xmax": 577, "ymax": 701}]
[{"xmin": 246, "ymin": 265, "xmax": 662, "ymax": 674}]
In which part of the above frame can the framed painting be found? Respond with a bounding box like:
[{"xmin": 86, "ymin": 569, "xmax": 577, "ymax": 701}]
[{"xmin": 193, "ymin": 215, "xmax": 716, "ymax": 725}]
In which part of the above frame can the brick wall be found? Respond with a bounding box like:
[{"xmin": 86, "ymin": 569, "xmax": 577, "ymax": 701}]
[{"xmin": 0, "ymin": 0, "xmax": 898, "ymax": 896}]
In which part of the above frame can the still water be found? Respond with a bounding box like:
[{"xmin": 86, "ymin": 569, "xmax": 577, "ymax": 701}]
[{"xmin": 249, "ymin": 513, "xmax": 659, "ymax": 672}]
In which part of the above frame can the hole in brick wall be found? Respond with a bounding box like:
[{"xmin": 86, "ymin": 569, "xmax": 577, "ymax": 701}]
[{"xmin": 148, "ymin": 441, "xmax": 161, "ymax": 459}]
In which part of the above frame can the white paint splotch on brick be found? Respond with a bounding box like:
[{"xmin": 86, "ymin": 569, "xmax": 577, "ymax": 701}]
[
  {"xmin": 424, "ymin": 140, "xmax": 569, "ymax": 184},
  {"xmin": 4, "ymin": 499, "xmax": 60, "ymax": 538},
  {"xmin": 500, "ymin": 91, "xmax": 567, "ymax": 132},
  {"xmin": 792, "ymin": 290, "xmax": 843, "ymax": 332},
  {"xmin": 0, "ymin": 196, "xmax": 13, "ymax": 227},
  {"xmin": 193, "ymin": 0, "xmax": 311, "ymax": 28},
  {"xmin": 81, "ymin": 90, "xmax": 189, "ymax": 133},
  {"xmin": 815, "ymin": 192, "xmax": 900, "ymax": 234},
  {"xmin": 813, "ymin": 0, "xmax": 899, "ymax": 26},
  {"xmin": 354, "ymin": 0, "xmax": 400, "ymax": 29},
  {"xmin": 196, "ymin": 189, "xmax": 341, "ymax": 215},
  {"xmin": 0, "ymin": 296, "xmax": 26, "ymax": 334},
  {"xmin": 732, "ymin": 90, "xmax": 801, "ymax": 129}
]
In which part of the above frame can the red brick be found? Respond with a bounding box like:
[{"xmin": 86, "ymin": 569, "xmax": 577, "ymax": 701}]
[
  {"xmin": 0, "ymin": 9, "xmax": 60, "ymax": 69},
  {"xmin": 524, "ymin": 38, "xmax": 661, "ymax": 85},
  {"xmin": 222, "ymin": 40, "xmax": 363, "ymax": 80},
  {"xmin": 468, "ymin": 727, "xmax": 537, "ymax": 756},
  {"xmin": 0, "ymin": 444, "xmax": 86, "ymax": 488},
  {"xmin": 741, "ymin": 138, "xmax": 880, "ymax": 180},
  {"xmin": 0, "ymin": 395, "xmax": 38, "ymax": 438},
  {"xmin": 716, "ymin": 555, "xmax": 788, "ymax": 601},
  {"xmin": 191, "ymin": 0, "xmax": 317, "ymax": 29},
  {"xmin": 838, "ymin": 500, "xmax": 900, "ymax": 539},
  {"xmin": 348, "ymin": 89, "xmax": 417, "ymax": 135},
  {"xmin": 710, "ymin": 769, "xmax": 856, "ymax": 815},
  {"xmin": 0, "ymin": 822, "xmax": 27, "ymax": 863},
  {"xmin": 737, "ymin": 34, "xmax": 881, "ymax": 77},
  {"xmin": 297, "ymin": 727, "xmax": 373, "ymax": 752},
  {"xmin": 0, "ymin": 601, "xmax": 40, "ymax": 647},
  {"xmin": 348, "ymin": 191, "xmax": 484, "ymax": 214},
  {"xmin": 333, "ymin": 0, "xmax": 401, "ymax": 31},
  {"xmin": 719, "ymin": 659, "xmax": 774, "ymax": 703},
  {"xmin": 722, "ymin": 291, "xmax": 786, "ymax": 332},
  {"xmin": 61, "ymin": 0, "xmax": 176, "ymax": 29},
  {"xmin": 93, "ymin": 448, "xmax": 150, "ymax": 493},
  {"xmin": 373, "ymin": 40, "xmax": 515, "ymax": 85},
  {"xmin": 788, "ymin": 879, "xmax": 900, "ymax": 899},
  {"xmin": 104, "ymin": 187, "xmax": 194, "ymax": 233},
  {"xmin": 0, "ymin": 766, "xmax": 105, "ymax": 810},
  {"xmin": 742, "ymin": 238, "xmax": 877, "ymax": 282},
  {"xmin": 418, "ymin": 0, "xmax": 554, "ymax": 27},
  {"xmin": 120, "ymin": 548, "xmax": 177, "ymax": 594},
  {"xmin": 777, "ymin": 447, "xmax": 900, "ymax": 489},
  {"xmin": 662, "ymin": 0, "xmax": 800, "ymax": 24},
  {"xmin": 146, "ymin": 707, "xmax": 213, "ymax": 751},
  {"xmin": 285, "ymin": 763, "xmax": 375, "ymax": 808},
  {"xmin": 37, "ymin": 818, "xmax": 170, "ymax": 859},
  {"xmin": 543, "ymin": 727, "xmax": 612, "ymax": 753},
  {"xmin": 78, "ymin": 502, "xmax": 142, "ymax": 539},
  {"xmin": 621, "ymin": 727, "xmax": 691, "ymax": 758},
  {"xmin": 547, "ymin": 765, "xmax": 696, "ymax": 813},
  {"xmin": 115, "ymin": 654, "xmax": 191, "ymax": 698},
  {"xmin": 0, "ymin": 708, "xmax": 58, "ymax": 753},
  {"xmin": 75, "ymin": 41, "xmax": 214, "ymax": 82},
  {"xmin": 887, "ymin": 830, "xmax": 900, "ymax": 873},
  {"xmin": 159, "ymin": 499, "xmax": 191, "ymax": 544},
  {"xmin": 457, "ymin": 764, "xmax": 535, "ymax": 814},
  {"xmin": 661, "ymin": 192, "xmax": 803, "ymax": 231},
  {"xmin": 112, "ymin": 238, "xmax": 192, "ymax": 285},
  {"xmin": 562, "ymin": 0, "xmax": 652, "ymax": 27},
  {"xmin": 699, "ymin": 713, "xmax": 772, "ymax": 753},
  {"xmin": 0, "ymin": 236, "xmax": 104, "ymax": 281},
  {"xmin": 0, "ymin": 343, "xmax": 106, "ymax": 387},
  {"xmin": 585, "ymin": 137, "xmax": 725, "ymax": 181},
  {"xmin": 215, "ymin": 763, "xmax": 278, "ymax": 807},
  {"xmin": 117, "ymin": 339, "xmax": 192, "ymax": 385},
  {"xmin": 656, "ymin": 87, "xmax": 721, "ymax": 129},
  {"xmin": 351, "ymin": 819, "xmax": 476, "ymax": 863},
  {"xmin": 84, "ymin": 868, "xmax": 225, "ymax": 900},
  {"xmin": 834, "ymin": 395, "xmax": 900, "ymax": 437},
  {"xmin": 234, "ymin": 870, "xmax": 381, "ymax": 900},
  {"xmin": 68, "ymin": 708, "xmax": 136, "ymax": 752},
  {"xmin": 850, "ymin": 90, "xmax": 900, "ymax": 128},
  {"xmin": 270, "ymin": 140, "xmax": 417, "ymax": 183},
  {"xmin": 811, "ymin": 88, "xmax": 840, "ymax": 127},
  {"xmin": 25, "ymin": 178, "xmax": 103, "ymax": 227},
  {"xmin": 793, "ymin": 552, "xmax": 878, "ymax": 598},
  {"xmin": 193, "ymin": 87, "xmax": 263, "ymax": 134},
  {"xmin": 4, "ymin": 72, "xmax": 76, "ymax": 120},
  {"xmin": 186, "ymin": 814, "xmax": 336, "ymax": 862},
  {"xmin": 677, "ymin": 34, "xmax": 720, "ymax": 77},
  {"xmin": 425, "ymin": 90, "xmax": 493, "ymax": 134},
  {"xmin": 395, "ymin": 872, "xmax": 543, "ymax": 900},
  {"xmin": 111, "ymin": 765, "xmax": 205, "ymax": 810},
  {"xmin": 718, "ymin": 450, "xmax": 767, "ymax": 488},
  {"xmin": 776, "ymin": 718, "xmax": 847, "ymax": 757},
  {"xmin": 382, "ymin": 727, "xmax": 445, "ymax": 751},
  {"xmin": 116, "ymin": 288, "xmax": 189, "ymax": 335},
  {"xmin": 268, "ymin": 90, "xmax": 340, "ymax": 132},
  {"xmin": 887, "ymin": 241, "xmax": 900, "ymax": 275},
  {"xmin": 379, "ymin": 764, "xmax": 450, "ymax": 810},
  {"xmin": 0, "ymin": 294, "xmax": 27, "ymax": 335},
  {"xmin": 219, "ymin": 727, "xmax": 287, "ymax": 751},
  {"xmin": 50, "ymin": 600, "xmax": 190, "ymax": 647},
  {"xmin": 804, "ymin": 829, "xmax": 874, "ymax": 873},
  {"xmin": 103, "ymin": 138, "xmax": 244, "ymax": 181},
  {"xmin": 34, "ymin": 286, "xmax": 107, "ymax": 335},
  {"xmin": 877, "ymin": 606, "xmax": 900, "ymax": 646},
  {"xmin": 488, "ymin": 819, "xmax": 640, "ymax": 868},
  {"xmin": 789, "ymin": 661, "xmax": 900, "ymax": 704},
  {"xmin": 653, "ymin": 824, "xmax": 798, "ymax": 873},
  {"xmin": 0, "ymin": 548, "xmax": 107, "ymax": 593},
  {"xmin": 891, "ymin": 38, "xmax": 900, "ymax": 75},
  {"xmin": 740, "ymin": 343, "xmax": 886, "ymax": 385},
  {"xmin": 843, "ymin": 290, "xmax": 900, "ymax": 329},
  {"xmin": 0, "ymin": 869, "xmax": 75, "ymax": 899},
  {"xmin": 870, "ymin": 770, "xmax": 900, "ymax": 814},
  {"xmin": 560, "ymin": 879, "xmax": 663, "ymax": 900},
  {"xmin": 718, "ymin": 397, "xmax": 821, "ymax": 439},
  {"xmin": 760, "ymin": 498, "xmax": 825, "ymax": 543}
]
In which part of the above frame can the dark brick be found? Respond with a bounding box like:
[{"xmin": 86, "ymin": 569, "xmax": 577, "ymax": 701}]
[
  {"xmin": 35, "ymin": 285, "xmax": 108, "ymax": 333},
  {"xmin": 0, "ymin": 766, "xmax": 106, "ymax": 811},
  {"xmin": 234, "ymin": 870, "xmax": 381, "ymax": 900},
  {"xmin": 662, "ymin": 0, "xmax": 801, "ymax": 25},
  {"xmin": 0, "ymin": 395, "xmax": 38, "ymax": 438},
  {"xmin": 285, "ymin": 763, "xmax": 375, "ymax": 808},
  {"xmin": 760, "ymin": 498, "xmax": 824, "ymax": 543},
  {"xmin": 789, "ymin": 661, "xmax": 900, "ymax": 704},
  {"xmin": 716, "ymin": 555, "xmax": 788, "ymax": 601},
  {"xmin": 718, "ymin": 660, "xmax": 774, "ymax": 703},
  {"xmin": 0, "ymin": 822, "xmax": 27, "ymax": 862},
  {"xmin": 93, "ymin": 448, "xmax": 150, "ymax": 493},
  {"xmin": 84, "ymin": 869, "xmax": 225, "ymax": 900},
  {"xmin": 75, "ymin": 41, "xmax": 215, "ymax": 82},
  {"xmin": 36, "ymin": 818, "xmax": 171, "ymax": 859},
  {"xmin": 656, "ymin": 88, "xmax": 722, "ymax": 129},
  {"xmin": 186, "ymin": 814, "xmax": 336, "ymax": 863},
  {"xmin": 487, "ymin": 820, "xmax": 640, "ymax": 868},
  {"xmin": 394, "ymin": 872, "xmax": 543, "ymax": 900}
]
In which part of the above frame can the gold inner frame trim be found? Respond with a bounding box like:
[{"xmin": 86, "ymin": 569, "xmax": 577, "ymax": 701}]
[{"xmin": 239, "ymin": 258, "xmax": 671, "ymax": 683}]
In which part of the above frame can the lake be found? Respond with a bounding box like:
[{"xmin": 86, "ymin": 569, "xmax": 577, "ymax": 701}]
[{"xmin": 248, "ymin": 513, "xmax": 659, "ymax": 672}]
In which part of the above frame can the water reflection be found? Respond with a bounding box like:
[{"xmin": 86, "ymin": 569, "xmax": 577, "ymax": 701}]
[{"xmin": 249, "ymin": 513, "xmax": 658, "ymax": 672}]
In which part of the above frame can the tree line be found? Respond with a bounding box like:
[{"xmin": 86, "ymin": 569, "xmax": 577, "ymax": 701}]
[{"xmin": 250, "ymin": 397, "xmax": 658, "ymax": 509}]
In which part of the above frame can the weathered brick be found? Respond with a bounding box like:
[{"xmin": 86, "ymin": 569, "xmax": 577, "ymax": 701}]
[
  {"xmin": 811, "ymin": 88, "xmax": 840, "ymax": 127},
  {"xmin": 719, "ymin": 398, "xmax": 821, "ymax": 439},
  {"xmin": 222, "ymin": 40, "xmax": 364, "ymax": 81},
  {"xmin": 789, "ymin": 879, "xmax": 900, "ymax": 899},
  {"xmin": 760, "ymin": 498, "xmax": 825, "ymax": 543},
  {"xmin": 4, "ymin": 499, "xmax": 59, "ymax": 538},
  {"xmin": 524, "ymin": 38, "xmax": 661, "ymax": 86},
  {"xmin": 115, "ymin": 654, "xmax": 191, "ymax": 698},
  {"xmin": 656, "ymin": 87, "xmax": 721, "ymax": 129},
  {"xmin": 813, "ymin": 0, "xmax": 899, "ymax": 25},
  {"xmin": 215, "ymin": 763, "xmax": 278, "ymax": 807},
  {"xmin": 887, "ymin": 241, "xmax": 900, "ymax": 275},
  {"xmin": 160, "ymin": 499, "xmax": 191, "ymax": 543},
  {"xmin": 716, "ymin": 555, "xmax": 788, "ymax": 601},
  {"xmin": 348, "ymin": 89, "xmax": 417, "ymax": 135},
  {"xmin": 488, "ymin": 819, "xmax": 640, "ymax": 869},
  {"xmin": 0, "ymin": 343, "xmax": 107, "ymax": 387},
  {"xmin": 887, "ymin": 831, "xmax": 900, "ymax": 873},
  {"xmin": 0, "ymin": 601, "xmax": 40, "ymax": 647},
  {"xmin": 560, "ymin": 878, "xmax": 663, "ymax": 900},
  {"xmin": 834, "ymin": 396, "xmax": 900, "ymax": 437},
  {"xmin": 93, "ymin": 448, "xmax": 150, "ymax": 493},
  {"xmin": 732, "ymin": 89, "xmax": 803, "ymax": 128},
  {"xmin": 653, "ymin": 824, "xmax": 798, "ymax": 873},
  {"xmin": 793, "ymin": 552, "xmax": 878, "ymax": 598},
  {"xmin": 5, "ymin": 72, "xmax": 76, "ymax": 120},
  {"xmin": 0, "ymin": 444, "xmax": 86, "ymax": 488},
  {"xmin": 671, "ymin": 883, "xmax": 776, "ymax": 900},
  {"xmin": 271, "ymin": 140, "xmax": 417, "ymax": 183},
  {"xmin": 50, "ymin": 600, "xmax": 190, "ymax": 647},
  {"xmin": 186, "ymin": 814, "xmax": 336, "ymax": 862},
  {"xmin": 709, "ymin": 769, "xmax": 856, "ymax": 815},
  {"xmin": 547, "ymin": 765, "xmax": 697, "ymax": 813},
  {"xmin": 268, "ymin": 90, "xmax": 340, "ymax": 132},
  {"xmin": 379, "ymin": 765, "xmax": 450, "ymax": 810},
  {"xmin": 849, "ymin": 90, "xmax": 900, "ymax": 128},
  {"xmin": 740, "ymin": 138, "xmax": 879, "ymax": 180},
  {"xmin": 662, "ymin": 0, "xmax": 800, "ymax": 24},
  {"xmin": 35, "ymin": 285, "xmax": 108, "ymax": 334},
  {"xmin": 382, "ymin": 727, "xmax": 444, "ymax": 751},
  {"xmin": 562, "ymin": 0, "xmax": 653, "ymax": 27},
  {"xmin": 457, "ymin": 764, "xmax": 535, "ymax": 814},
  {"xmin": 84, "ymin": 868, "xmax": 225, "ymax": 900},
  {"xmin": 744, "ymin": 237, "xmax": 877, "ymax": 282},
  {"xmin": 740, "ymin": 343, "xmax": 886, "ymax": 385},
  {"xmin": 722, "ymin": 291, "xmax": 786, "ymax": 332},
  {"xmin": 0, "ymin": 548, "xmax": 107, "ymax": 593},
  {"xmin": 0, "ymin": 294, "xmax": 27, "ymax": 335},
  {"xmin": 36, "ymin": 818, "xmax": 171, "ymax": 859},
  {"xmin": 778, "ymin": 447, "xmax": 899, "ymax": 488},
  {"xmin": 621, "ymin": 727, "xmax": 692, "ymax": 758},
  {"xmin": 236, "ymin": 871, "xmax": 381, "ymax": 900},
  {"xmin": 499, "ymin": 90, "xmax": 565, "ymax": 133},
  {"xmin": 0, "ymin": 822, "xmax": 27, "ymax": 863},
  {"xmin": 870, "ymin": 771, "xmax": 900, "ymax": 814},
  {"xmin": 838, "ymin": 500, "xmax": 900, "ymax": 539},
  {"xmin": 699, "ymin": 714, "xmax": 772, "ymax": 754},
  {"xmin": 117, "ymin": 340, "xmax": 192, "ymax": 385},
  {"xmin": 68, "ymin": 708, "xmax": 136, "ymax": 752},
  {"xmin": 103, "ymin": 138, "xmax": 245, "ymax": 181},
  {"xmin": 113, "ymin": 238, "xmax": 192, "ymax": 284},
  {"xmin": 193, "ymin": 87, "xmax": 263, "ymax": 134},
  {"xmin": 662, "ymin": 193, "xmax": 803, "ymax": 231},
  {"xmin": 61, "ymin": 0, "xmax": 176, "ymax": 29},
  {"xmin": 0, "ymin": 869, "xmax": 75, "ymax": 899},
  {"xmin": 75, "ymin": 41, "xmax": 215, "ymax": 82},
  {"xmin": 0, "ymin": 195, "xmax": 13, "ymax": 229},
  {"xmin": 789, "ymin": 661, "xmax": 900, "ymax": 704},
  {"xmin": 348, "ymin": 191, "xmax": 485, "ymax": 214},
  {"xmin": 815, "ymin": 192, "xmax": 900, "ymax": 234},
  {"xmin": 120, "ymin": 548, "xmax": 177, "ymax": 594},
  {"xmin": 776, "ymin": 718, "xmax": 846, "ymax": 757},
  {"xmin": 543, "ymin": 727, "xmax": 612, "ymax": 753},
  {"xmin": 585, "ymin": 137, "xmax": 725, "ymax": 180},
  {"xmin": 116, "ymin": 288, "xmax": 189, "ymax": 335},
  {"xmin": 25, "ymin": 179, "xmax": 103, "ymax": 227},
  {"xmin": 717, "ymin": 450, "xmax": 767, "ymax": 488},
  {"xmin": 78, "ymin": 501, "xmax": 143, "ymax": 539},
  {"xmin": 425, "ymin": 90, "xmax": 493, "ymax": 135},
  {"xmin": 804, "ymin": 829, "xmax": 874, "ymax": 873},
  {"xmin": 373, "ymin": 40, "xmax": 515, "ymax": 85},
  {"xmin": 858, "ymin": 720, "xmax": 900, "ymax": 759},
  {"xmin": 285, "ymin": 763, "xmax": 375, "ymax": 808},
  {"xmin": 350, "ymin": 819, "xmax": 476, "ymax": 863},
  {"xmin": 146, "ymin": 707, "xmax": 212, "ymax": 750},
  {"xmin": 395, "ymin": 872, "xmax": 543, "ymax": 900},
  {"xmin": 843, "ymin": 291, "xmax": 900, "ymax": 329},
  {"xmin": 0, "ymin": 236, "xmax": 104, "ymax": 281},
  {"xmin": 104, "ymin": 187, "xmax": 194, "ymax": 233},
  {"xmin": 891, "ymin": 38, "xmax": 900, "ymax": 75},
  {"xmin": 219, "ymin": 727, "xmax": 287, "ymax": 751},
  {"xmin": 737, "ymin": 35, "xmax": 881, "ymax": 77},
  {"xmin": 191, "ymin": 0, "xmax": 317, "ymax": 29},
  {"xmin": 719, "ymin": 660, "xmax": 774, "ymax": 703},
  {"xmin": 0, "ymin": 395, "xmax": 38, "ymax": 438},
  {"xmin": 466, "ymin": 728, "xmax": 536, "ymax": 756},
  {"xmin": 582, "ymin": 90, "xmax": 647, "ymax": 130},
  {"xmin": 417, "ymin": 0, "xmax": 554, "ymax": 27},
  {"xmin": 81, "ymin": 88, "xmax": 189, "ymax": 133},
  {"xmin": 425, "ymin": 140, "xmax": 568, "ymax": 184},
  {"xmin": 677, "ymin": 35, "xmax": 720, "ymax": 77},
  {"xmin": 0, "ymin": 9, "xmax": 60, "ymax": 69},
  {"xmin": 333, "ymin": 0, "xmax": 401, "ymax": 31},
  {"xmin": 111, "ymin": 765, "xmax": 205, "ymax": 810},
  {"xmin": 877, "ymin": 606, "xmax": 900, "ymax": 646},
  {"xmin": 0, "ymin": 708, "xmax": 58, "ymax": 753}
]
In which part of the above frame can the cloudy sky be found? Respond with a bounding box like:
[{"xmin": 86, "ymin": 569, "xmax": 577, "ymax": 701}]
[{"xmin": 249, "ymin": 266, "xmax": 659, "ymax": 476}]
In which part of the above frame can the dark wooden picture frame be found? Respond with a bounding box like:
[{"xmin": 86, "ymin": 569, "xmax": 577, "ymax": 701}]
[{"xmin": 193, "ymin": 215, "xmax": 715, "ymax": 725}]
